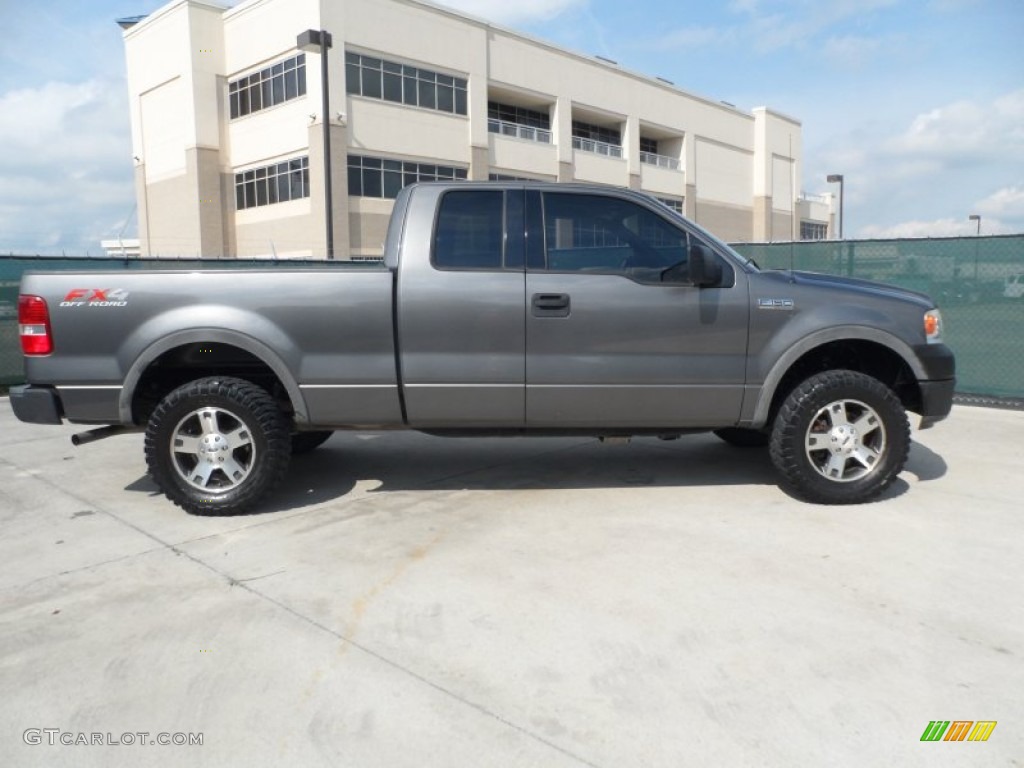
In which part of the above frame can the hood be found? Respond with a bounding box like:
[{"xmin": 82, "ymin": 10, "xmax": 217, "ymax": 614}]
[{"xmin": 759, "ymin": 269, "xmax": 935, "ymax": 309}]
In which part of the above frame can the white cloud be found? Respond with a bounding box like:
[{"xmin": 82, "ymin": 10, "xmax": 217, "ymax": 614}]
[
  {"xmin": 729, "ymin": 0, "xmax": 760, "ymax": 14},
  {"xmin": 650, "ymin": 0, "xmax": 898, "ymax": 58},
  {"xmin": 822, "ymin": 35, "xmax": 885, "ymax": 70},
  {"xmin": 748, "ymin": 0, "xmax": 897, "ymax": 53},
  {"xmin": 430, "ymin": 0, "xmax": 587, "ymax": 25},
  {"xmin": 810, "ymin": 89, "xmax": 1024, "ymax": 238},
  {"xmin": 652, "ymin": 26, "xmax": 735, "ymax": 51},
  {"xmin": 974, "ymin": 186, "xmax": 1024, "ymax": 220},
  {"xmin": 0, "ymin": 78, "xmax": 135, "ymax": 254},
  {"xmin": 886, "ymin": 89, "xmax": 1024, "ymax": 161},
  {"xmin": 859, "ymin": 217, "xmax": 1002, "ymax": 239}
]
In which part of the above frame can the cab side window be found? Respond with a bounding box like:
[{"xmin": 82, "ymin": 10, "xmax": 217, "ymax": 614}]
[
  {"xmin": 433, "ymin": 190, "xmax": 504, "ymax": 270},
  {"xmin": 540, "ymin": 193, "xmax": 687, "ymax": 282}
]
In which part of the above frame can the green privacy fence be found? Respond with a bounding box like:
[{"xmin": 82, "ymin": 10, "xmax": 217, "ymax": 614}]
[
  {"xmin": 730, "ymin": 235, "xmax": 1024, "ymax": 399},
  {"xmin": 2, "ymin": 239, "xmax": 1023, "ymax": 398}
]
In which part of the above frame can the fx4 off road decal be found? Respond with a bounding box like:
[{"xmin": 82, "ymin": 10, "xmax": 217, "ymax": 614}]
[{"xmin": 60, "ymin": 289, "xmax": 130, "ymax": 308}]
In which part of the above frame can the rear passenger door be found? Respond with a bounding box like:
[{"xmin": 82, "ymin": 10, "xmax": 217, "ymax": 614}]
[
  {"xmin": 524, "ymin": 190, "xmax": 749, "ymax": 428},
  {"xmin": 398, "ymin": 187, "xmax": 527, "ymax": 427}
]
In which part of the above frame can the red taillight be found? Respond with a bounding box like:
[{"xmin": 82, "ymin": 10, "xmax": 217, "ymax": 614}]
[{"xmin": 19, "ymin": 295, "xmax": 53, "ymax": 355}]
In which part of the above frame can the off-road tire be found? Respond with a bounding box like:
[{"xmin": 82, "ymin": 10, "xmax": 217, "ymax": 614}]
[
  {"xmin": 145, "ymin": 377, "xmax": 291, "ymax": 516},
  {"xmin": 769, "ymin": 370, "xmax": 910, "ymax": 504},
  {"xmin": 291, "ymin": 430, "xmax": 333, "ymax": 455},
  {"xmin": 713, "ymin": 427, "xmax": 770, "ymax": 448}
]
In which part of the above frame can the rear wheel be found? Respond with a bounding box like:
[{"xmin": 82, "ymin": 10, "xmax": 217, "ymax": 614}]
[
  {"xmin": 145, "ymin": 377, "xmax": 291, "ymax": 516},
  {"xmin": 769, "ymin": 370, "xmax": 909, "ymax": 504}
]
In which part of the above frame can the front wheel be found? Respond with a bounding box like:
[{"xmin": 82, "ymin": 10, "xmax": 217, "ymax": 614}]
[
  {"xmin": 769, "ymin": 370, "xmax": 910, "ymax": 504},
  {"xmin": 145, "ymin": 377, "xmax": 291, "ymax": 516}
]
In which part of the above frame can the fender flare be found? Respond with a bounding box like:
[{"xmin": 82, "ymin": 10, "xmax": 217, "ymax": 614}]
[
  {"xmin": 118, "ymin": 329, "xmax": 308, "ymax": 424},
  {"xmin": 749, "ymin": 326, "xmax": 925, "ymax": 427}
]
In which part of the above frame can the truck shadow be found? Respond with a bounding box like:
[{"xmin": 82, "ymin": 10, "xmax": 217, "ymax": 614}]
[
  {"xmin": 276, "ymin": 432, "xmax": 946, "ymax": 513},
  {"xmin": 124, "ymin": 432, "xmax": 947, "ymax": 515}
]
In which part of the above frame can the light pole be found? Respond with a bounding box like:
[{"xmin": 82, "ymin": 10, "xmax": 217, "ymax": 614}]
[
  {"xmin": 297, "ymin": 29, "xmax": 334, "ymax": 259},
  {"xmin": 826, "ymin": 174, "xmax": 844, "ymax": 239},
  {"xmin": 969, "ymin": 214, "xmax": 981, "ymax": 281}
]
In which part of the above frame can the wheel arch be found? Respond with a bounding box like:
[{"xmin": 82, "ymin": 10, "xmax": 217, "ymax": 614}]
[
  {"xmin": 119, "ymin": 330, "xmax": 307, "ymax": 425},
  {"xmin": 751, "ymin": 328, "xmax": 924, "ymax": 429}
]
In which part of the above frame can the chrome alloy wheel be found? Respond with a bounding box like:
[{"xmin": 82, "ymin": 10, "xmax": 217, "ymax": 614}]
[
  {"xmin": 170, "ymin": 407, "xmax": 255, "ymax": 493},
  {"xmin": 804, "ymin": 399, "xmax": 886, "ymax": 483}
]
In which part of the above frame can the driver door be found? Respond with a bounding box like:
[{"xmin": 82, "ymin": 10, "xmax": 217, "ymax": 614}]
[{"xmin": 524, "ymin": 190, "xmax": 750, "ymax": 428}]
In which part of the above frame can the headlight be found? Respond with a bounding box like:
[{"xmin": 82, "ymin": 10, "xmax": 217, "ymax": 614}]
[{"xmin": 924, "ymin": 309, "xmax": 943, "ymax": 344}]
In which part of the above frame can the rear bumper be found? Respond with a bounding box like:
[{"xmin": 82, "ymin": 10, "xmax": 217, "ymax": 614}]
[{"xmin": 9, "ymin": 384, "xmax": 63, "ymax": 425}]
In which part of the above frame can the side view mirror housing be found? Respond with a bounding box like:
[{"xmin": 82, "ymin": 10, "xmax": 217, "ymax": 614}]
[{"xmin": 688, "ymin": 244, "xmax": 723, "ymax": 287}]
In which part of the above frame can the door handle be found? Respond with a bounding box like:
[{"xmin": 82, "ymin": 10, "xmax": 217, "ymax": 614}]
[{"xmin": 531, "ymin": 293, "xmax": 571, "ymax": 317}]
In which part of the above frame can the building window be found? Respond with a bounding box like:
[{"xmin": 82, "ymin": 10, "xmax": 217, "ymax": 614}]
[
  {"xmin": 345, "ymin": 52, "xmax": 467, "ymax": 115},
  {"xmin": 800, "ymin": 221, "xmax": 828, "ymax": 240},
  {"xmin": 572, "ymin": 120, "xmax": 622, "ymax": 158},
  {"xmin": 572, "ymin": 120, "xmax": 621, "ymax": 146},
  {"xmin": 229, "ymin": 54, "xmax": 306, "ymax": 119},
  {"xmin": 489, "ymin": 173, "xmax": 542, "ymax": 182},
  {"xmin": 348, "ymin": 155, "xmax": 468, "ymax": 199},
  {"xmin": 487, "ymin": 101, "xmax": 552, "ymax": 143},
  {"xmin": 488, "ymin": 102, "xmax": 550, "ymax": 129},
  {"xmin": 234, "ymin": 157, "xmax": 309, "ymax": 210},
  {"xmin": 640, "ymin": 138, "xmax": 681, "ymax": 170},
  {"xmin": 656, "ymin": 197, "xmax": 684, "ymax": 215},
  {"xmin": 639, "ymin": 137, "xmax": 659, "ymax": 155}
]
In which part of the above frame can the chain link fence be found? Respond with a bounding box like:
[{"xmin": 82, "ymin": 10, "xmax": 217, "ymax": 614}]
[
  {"xmin": 731, "ymin": 235, "xmax": 1024, "ymax": 400},
  {"xmin": 2, "ymin": 238, "xmax": 1023, "ymax": 399}
]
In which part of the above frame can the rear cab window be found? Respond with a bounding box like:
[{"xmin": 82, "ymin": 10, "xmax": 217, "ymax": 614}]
[{"xmin": 432, "ymin": 190, "xmax": 505, "ymax": 270}]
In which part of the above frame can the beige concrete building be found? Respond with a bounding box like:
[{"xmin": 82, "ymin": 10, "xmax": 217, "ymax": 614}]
[{"xmin": 121, "ymin": 0, "xmax": 834, "ymax": 258}]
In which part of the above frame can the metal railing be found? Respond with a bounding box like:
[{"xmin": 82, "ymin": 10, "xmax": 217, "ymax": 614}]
[
  {"xmin": 572, "ymin": 136, "xmax": 623, "ymax": 158},
  {"xmin": 798, "ymin": 193, "xmax": 831, "ymax": 205},
  {"xmin": 640, "ymin": 151, "xmax": 681, "ymax": 171},
  {"xmin": 488, "ymin": 118, "xmax": 552, "ymax": 144}
]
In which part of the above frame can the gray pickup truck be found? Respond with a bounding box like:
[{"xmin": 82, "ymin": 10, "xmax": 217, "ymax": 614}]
[{"xmin": 11, "ymin": 182, "xmax": 954, "ymax": 513}]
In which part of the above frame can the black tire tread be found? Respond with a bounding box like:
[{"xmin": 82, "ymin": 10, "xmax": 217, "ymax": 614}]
[
  {"xmin": 769, "ymin": 370, "xmax": 910, "ymax": 504},
  {"xmin": 145, "ymin": 377, "xmax": 291, "ymax": 516}
]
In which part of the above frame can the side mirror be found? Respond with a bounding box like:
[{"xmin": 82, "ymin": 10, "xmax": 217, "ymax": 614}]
[{"xmin": 688, "ymin": 244, "xmax": 723, "ymax": 287}]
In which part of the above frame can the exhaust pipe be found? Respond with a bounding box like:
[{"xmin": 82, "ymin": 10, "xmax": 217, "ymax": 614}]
[{"xmin": 71, "ymin": 426, "xmax": 135, "ymax": 446}]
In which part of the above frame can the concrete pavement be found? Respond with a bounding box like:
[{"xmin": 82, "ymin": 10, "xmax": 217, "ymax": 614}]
[{"xmin": 1, "ymin": 402, "xmax": 1021, "ymax": 767}]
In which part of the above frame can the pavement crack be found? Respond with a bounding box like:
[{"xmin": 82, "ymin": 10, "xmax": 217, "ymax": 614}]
[
  {"xmin": 219, "ymin": 568, "xmax": 607, "ymax": 768},
  {"xmin": 0, "ymin": 451, "xmax": 605, "ymax": 768}
]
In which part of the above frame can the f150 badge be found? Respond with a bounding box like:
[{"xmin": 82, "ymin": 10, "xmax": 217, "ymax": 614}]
[
  {"xmin": 60, "ymin": 288, "xmax": 130, "ymax": 307},
  {"xmin": 757, "ymin": 298, "xmax": 794, "ymax": 310}
]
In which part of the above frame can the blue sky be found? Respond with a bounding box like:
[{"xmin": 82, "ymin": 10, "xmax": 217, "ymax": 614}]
[{"xmin": 0, "ymin": 0, "xmax": 1021, "ymax": 253}]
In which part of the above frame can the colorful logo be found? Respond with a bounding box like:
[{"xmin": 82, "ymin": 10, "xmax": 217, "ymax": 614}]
[
  {"xmin": 921, "ymin": 721, "xmax": 997, "ymax": 742},
  {"xmin": 60, "ymin": 288, "xmax": 130, "ymax": 308}
]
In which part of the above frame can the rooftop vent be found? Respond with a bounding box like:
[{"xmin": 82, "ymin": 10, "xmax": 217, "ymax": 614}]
[{"xmin": 116, "ymin": 15, "xmax": 148, "ymax": 30}]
